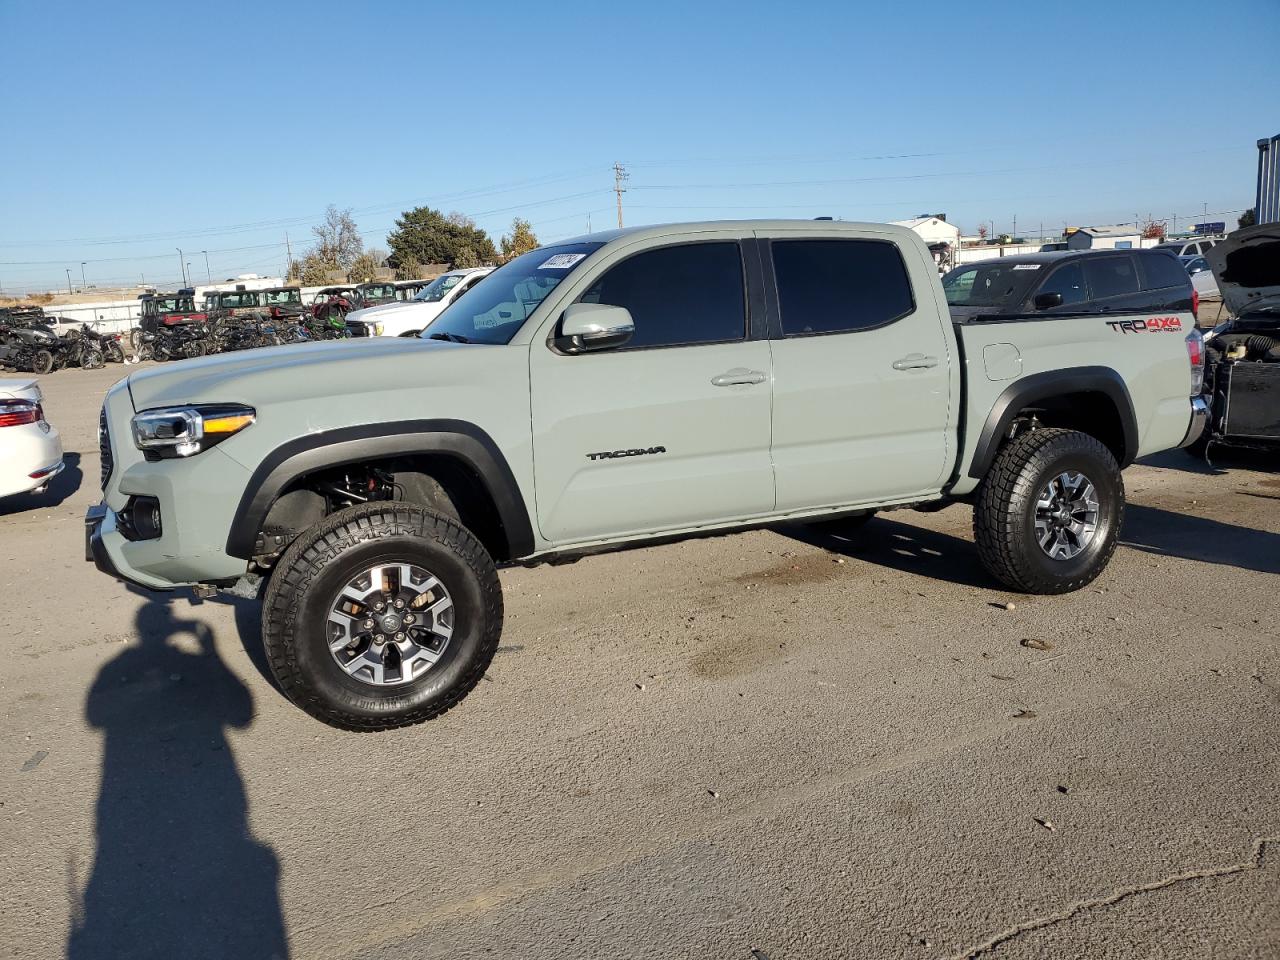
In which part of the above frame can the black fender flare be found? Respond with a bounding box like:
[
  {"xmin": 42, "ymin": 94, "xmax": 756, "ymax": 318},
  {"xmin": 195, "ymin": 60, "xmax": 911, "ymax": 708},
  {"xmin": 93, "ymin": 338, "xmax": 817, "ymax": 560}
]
[
  {"xmin": 225, "ymin": 419, "xmax": 535, "ymax": 560},
  {"xmin": 967, "ymin": 366, "xmax": 1139, "ymax": 480}
]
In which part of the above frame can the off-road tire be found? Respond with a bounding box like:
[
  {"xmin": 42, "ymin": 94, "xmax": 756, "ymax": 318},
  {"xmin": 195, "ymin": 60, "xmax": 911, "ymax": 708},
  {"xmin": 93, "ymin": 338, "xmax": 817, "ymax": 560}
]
[
  {"xmin": 973, "ymin": 428, "xmax": 1123, "ymax": 594},
  {"xmin": 262, "ymin": 503, "xmax": 503, "ymax": 731},
  {"xmin": 32, "ymin": 350, "xmax": 55, "ymax": 375}
]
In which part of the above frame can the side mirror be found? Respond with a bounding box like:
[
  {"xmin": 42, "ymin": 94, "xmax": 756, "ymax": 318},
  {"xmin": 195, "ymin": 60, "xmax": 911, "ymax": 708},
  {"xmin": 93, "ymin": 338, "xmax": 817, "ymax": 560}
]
[
  {"xmin": 1033, "ymin": 291, "xmax": 1064, "ymax": 310},
  {"xmin": 555, "ymin": 302, "xmax": 634, "ymax": 353}
]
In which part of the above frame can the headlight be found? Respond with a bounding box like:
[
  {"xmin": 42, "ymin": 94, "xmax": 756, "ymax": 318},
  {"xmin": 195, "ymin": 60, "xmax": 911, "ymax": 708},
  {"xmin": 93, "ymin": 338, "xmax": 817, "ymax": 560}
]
[{"xmin": 131, "ymin": 403, "xmax": 255, "ymax": 458}]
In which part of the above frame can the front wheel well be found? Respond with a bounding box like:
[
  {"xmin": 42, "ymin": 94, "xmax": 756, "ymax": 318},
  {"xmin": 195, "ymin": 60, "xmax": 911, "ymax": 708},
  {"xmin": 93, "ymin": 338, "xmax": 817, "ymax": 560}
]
[{"xmin": 256, "ymin": 454, "xmax": 512, "ymax": 565}]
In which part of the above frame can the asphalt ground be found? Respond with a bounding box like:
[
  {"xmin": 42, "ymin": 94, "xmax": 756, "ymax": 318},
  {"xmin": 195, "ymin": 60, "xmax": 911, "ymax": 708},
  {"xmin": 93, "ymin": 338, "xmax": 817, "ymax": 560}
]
[{"xmin": 1, "ymin": 361, "xmax": 1278, "ymax": 960}]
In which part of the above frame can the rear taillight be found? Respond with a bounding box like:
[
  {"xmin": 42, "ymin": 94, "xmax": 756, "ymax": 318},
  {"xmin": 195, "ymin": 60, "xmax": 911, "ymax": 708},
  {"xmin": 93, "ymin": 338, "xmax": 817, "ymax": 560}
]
[
  {"xmin": 1186, "ymin": 329, "xmax": 1205, "ymax": 396},
  {"xmin": 1192, "ymin": 288, "xmax": 1199, "ymax": 321},
  {"xmin": 0, "ymin": 400, "xmax": 41, "ymax": 428}
]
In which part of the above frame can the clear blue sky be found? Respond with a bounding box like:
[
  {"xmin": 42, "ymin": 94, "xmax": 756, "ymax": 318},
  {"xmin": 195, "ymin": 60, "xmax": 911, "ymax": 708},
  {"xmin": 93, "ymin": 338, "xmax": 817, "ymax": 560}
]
[{"xmin": 2, "ymin": 0, "xmax": 1277, "ymax": 293}]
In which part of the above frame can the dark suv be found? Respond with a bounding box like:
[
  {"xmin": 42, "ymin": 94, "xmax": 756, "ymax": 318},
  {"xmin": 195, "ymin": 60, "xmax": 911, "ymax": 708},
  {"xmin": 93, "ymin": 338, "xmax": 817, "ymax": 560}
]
[{"xmin": 942, "ymin": 249, "xmax": 1196, "ymax": 324}]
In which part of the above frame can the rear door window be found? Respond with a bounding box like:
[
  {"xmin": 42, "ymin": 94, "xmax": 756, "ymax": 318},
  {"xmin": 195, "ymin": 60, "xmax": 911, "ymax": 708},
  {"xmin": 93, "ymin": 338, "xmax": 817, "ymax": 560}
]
[
  {"xmin": 772, "ymin": 239, "xmax": 914, "ymax": 335},
  {"xmin": 1083, "ymin": 256, "xmax": 1139, "ymax": 300},
  {"xmin": 1138, "ymin": 253, "xmax": 1191, "ymax": 291}
]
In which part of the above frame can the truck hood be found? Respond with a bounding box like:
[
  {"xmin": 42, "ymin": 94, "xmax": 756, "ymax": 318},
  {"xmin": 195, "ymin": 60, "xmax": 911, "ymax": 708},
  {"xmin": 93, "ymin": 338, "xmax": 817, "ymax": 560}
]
[
  {"xmin": 347, "ymin": 300, "xmax": 444, "ymax": 324},
  {"xmin": 125, "ymin": 336, "xmax": 457, "ymax": 410},
  {"xmin": 1206, "ymin": 224, "xmax": 1280, "ymax": 316}
]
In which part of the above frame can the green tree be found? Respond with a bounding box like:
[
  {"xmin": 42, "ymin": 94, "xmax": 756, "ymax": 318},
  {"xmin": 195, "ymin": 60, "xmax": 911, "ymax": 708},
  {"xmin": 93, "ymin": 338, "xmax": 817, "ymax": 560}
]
[
  {"xmin": 386, "ymin": 206, "xmax": 496, "ymax": 268},
  {"xmin": 1238, "ymin": 208, "xmax": 1257, "ymax": 230},
  {"xmin": 394, "ymin": 254, "xmax": 423, "ymax": 281},
  {"xmin": 453, "ymin": 245, "xmax": 481, "ymax": 269},
  {"xmin": 299, "ymin": 252, "xmax": 334, "ymax": 286},
  {"xmin": 347, "ymin": 251, "xmax": 383, "ymax": 283},
  {"xmin": 500, "ymin": 217, "xmax": 539, "ymax": 262}
]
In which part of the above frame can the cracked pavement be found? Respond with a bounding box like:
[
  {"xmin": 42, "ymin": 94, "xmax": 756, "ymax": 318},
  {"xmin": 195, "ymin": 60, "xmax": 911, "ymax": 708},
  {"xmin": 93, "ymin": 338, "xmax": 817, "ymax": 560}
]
[{"xmin": 1, "ymin": 364, "xmax": 1278, "ymax": 959}]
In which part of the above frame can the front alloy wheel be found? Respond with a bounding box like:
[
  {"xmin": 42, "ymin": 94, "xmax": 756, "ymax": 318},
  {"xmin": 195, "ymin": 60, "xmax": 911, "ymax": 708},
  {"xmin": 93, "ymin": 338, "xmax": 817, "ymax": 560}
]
[{"xmin": 326, "ymin": 563, "xmax": 455, "ymax": 686}]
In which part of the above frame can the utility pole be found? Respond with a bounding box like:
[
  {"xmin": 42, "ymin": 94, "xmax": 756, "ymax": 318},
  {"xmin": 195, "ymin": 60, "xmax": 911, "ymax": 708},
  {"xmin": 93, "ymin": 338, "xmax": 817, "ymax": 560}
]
[
  {"xmin": 285, "ymin": 232, "xmax": 293, "ymax": 276},
  {"xmin": 65, "ymin": 268, "xmax": 72, "ymax": 295},
  {"xmin": 176, "ymin": 248, "xmax": 186, "ymax": 287},
  {"xmin": 1012, "ymin": 214, "xmax": 1017, "ymax": 237},
  {"xmin": 613, "ymin": 162, "xmax": 629, "ymax": 229},
  {"xmin": 1172, "ymin": 212, "xmax": 1177, "ymax": 235},
  {"xmin": 80, "ymin": 262, "xmax": 87, "ymax": 289},
  {"xmin": 202, "ymin": 250, "xmax": 211, "ymax": 283}
]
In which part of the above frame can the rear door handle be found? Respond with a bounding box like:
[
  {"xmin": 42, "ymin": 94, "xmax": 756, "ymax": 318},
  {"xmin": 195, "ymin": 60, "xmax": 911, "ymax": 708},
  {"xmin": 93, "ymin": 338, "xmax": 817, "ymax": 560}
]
[
  {"xmin": 711, "ymin": 368, "xmax": 767, "ymax": 387},
  {"xmin": 892, "ymin": 354, "xmax": 939, "ymax": 371}
]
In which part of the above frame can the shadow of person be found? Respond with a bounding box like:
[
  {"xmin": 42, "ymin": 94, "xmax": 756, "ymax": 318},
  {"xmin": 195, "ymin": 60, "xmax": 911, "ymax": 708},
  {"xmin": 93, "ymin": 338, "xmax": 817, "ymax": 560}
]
[
  {"xmin": 0, "ymin": 452, "xmax": 83, "ymax": 516},
  {"xmin": 68, "ymin": 600, "xmax": 289, "ymax": 960}
]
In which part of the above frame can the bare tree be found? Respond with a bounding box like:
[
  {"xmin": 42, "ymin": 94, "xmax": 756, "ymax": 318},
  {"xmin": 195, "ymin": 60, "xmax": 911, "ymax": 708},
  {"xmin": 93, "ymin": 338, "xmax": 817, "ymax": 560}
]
[{"xmin": 311, "ymin": 205, "xmax": 364, "ymax": 272}]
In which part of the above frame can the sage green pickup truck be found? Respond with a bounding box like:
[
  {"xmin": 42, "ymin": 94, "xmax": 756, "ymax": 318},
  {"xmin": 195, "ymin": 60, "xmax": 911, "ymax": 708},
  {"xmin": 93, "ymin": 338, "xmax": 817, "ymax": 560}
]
[{"xmin": 88, "ymin": 221, "xmax": 1206, "ymax": 730}]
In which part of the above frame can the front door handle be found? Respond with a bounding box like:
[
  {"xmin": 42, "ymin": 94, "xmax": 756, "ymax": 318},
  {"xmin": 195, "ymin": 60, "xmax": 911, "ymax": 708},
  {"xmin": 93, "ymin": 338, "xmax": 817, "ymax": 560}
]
[
  {"xmin": 892, "ymin": 354, "xmax": 939, "ymax": 371},
  {"xmin": 711, "ymin": 368, "xmax": 767, "ymax": 387}
]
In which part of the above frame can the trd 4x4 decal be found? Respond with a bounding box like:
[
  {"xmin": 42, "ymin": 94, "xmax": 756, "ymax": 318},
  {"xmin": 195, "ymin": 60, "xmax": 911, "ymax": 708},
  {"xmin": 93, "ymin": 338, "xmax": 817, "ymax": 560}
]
[
  {"xmin": 1107, "ymin": 317, "xmax": 1183, "ymax": 334},
  {"xmin": 587, "ymin": 446, "xmax": 667, "ymax": 461}
]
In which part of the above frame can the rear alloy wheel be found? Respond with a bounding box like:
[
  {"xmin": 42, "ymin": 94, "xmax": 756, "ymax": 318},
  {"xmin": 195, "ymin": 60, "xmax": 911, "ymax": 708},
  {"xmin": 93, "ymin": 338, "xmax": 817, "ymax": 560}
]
[
  {"xmin": 974, "ymin": 428, "xmax": 1123, "ymax": 594},
  {"xmin": 104, "ymin": 341, "xmax": 125, "ymax": 363},
  {"xmin": 262, "ymin": 503, "xmax": 503, "ymax": 731},
  {"xmin": 32, "ymin": 350, "xmax": 55, "ymax": 375},
  {"xmin": 80, "ymin": 348, "xmax": 104, "ymax": 370}
]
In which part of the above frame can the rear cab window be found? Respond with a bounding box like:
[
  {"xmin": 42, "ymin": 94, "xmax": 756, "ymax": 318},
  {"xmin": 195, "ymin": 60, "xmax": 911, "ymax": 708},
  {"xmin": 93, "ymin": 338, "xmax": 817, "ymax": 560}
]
[
  {"xmin": 772, "ymin": 239, "xmax": 914, "ymax": 335},
  {"xmin": 1082, "ymin": 256, "xmax": 1140, "ymax": 300}
]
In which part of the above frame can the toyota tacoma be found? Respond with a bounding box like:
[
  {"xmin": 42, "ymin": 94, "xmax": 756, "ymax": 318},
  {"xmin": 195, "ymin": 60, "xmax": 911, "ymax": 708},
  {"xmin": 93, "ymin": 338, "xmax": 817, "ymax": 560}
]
[{"xmin": 87, "ymin": 221, "xmax": 1207, "ymax": 730}]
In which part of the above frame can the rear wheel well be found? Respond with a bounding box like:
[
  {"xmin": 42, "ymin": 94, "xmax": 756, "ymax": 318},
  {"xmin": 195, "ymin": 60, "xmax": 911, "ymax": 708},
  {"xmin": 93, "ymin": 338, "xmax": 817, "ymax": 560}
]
[
  {"xmin": 1010, "ymin": 391, "xmax": 1128, "ymax": 466},
  {"xmin": 256, "ymin": 454, "xmax": 510, "ymax": 565}
]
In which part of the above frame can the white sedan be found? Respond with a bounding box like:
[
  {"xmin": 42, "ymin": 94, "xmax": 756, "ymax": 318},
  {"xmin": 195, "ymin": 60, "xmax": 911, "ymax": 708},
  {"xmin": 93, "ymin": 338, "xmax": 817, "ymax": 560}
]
[
  {"xmin": 0, "ymin": 378, "xmax": 64, "ymax": 498},
  {"xmin": 344, "ymin": 268, "xmax": 493, "ymax": 338}
]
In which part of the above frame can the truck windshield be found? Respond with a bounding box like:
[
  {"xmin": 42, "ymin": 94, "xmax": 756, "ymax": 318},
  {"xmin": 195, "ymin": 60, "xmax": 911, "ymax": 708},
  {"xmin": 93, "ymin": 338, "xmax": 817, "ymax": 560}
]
[
  {"xmin": 942, "ymin": 263, "xmax": 1039, "ymax": 308},
  {"xmin": 422, "ymin": 242, "xmax": 603, "ymax": 345},
  {"xmin": 262, "ymin": 289, "xmax": 300, "ymax": 305},
  {"xmin": 413, "ymin": 274, "xmax": 464, "ymax": 303}
]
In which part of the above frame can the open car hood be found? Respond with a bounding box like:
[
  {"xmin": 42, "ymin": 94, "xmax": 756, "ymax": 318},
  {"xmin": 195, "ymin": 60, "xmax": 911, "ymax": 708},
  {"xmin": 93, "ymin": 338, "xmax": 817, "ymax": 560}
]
[{"xmin": 1207, "ymin": 224, "xmax": 1280, "ymax": 316}]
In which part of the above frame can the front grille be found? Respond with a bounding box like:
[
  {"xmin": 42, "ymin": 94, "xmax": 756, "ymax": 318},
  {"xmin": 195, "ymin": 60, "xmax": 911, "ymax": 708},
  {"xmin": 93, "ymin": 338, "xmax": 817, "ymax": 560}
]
[{"xmin": 99, "ymin": 406, "xmax": 113, "ymax": 489}]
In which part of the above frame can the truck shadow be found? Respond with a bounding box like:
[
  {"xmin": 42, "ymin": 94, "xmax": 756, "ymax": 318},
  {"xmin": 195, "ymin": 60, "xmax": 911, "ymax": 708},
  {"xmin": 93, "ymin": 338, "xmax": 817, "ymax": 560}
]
[
  {"xmin": 1121, "ymin": 504, "xmax": 1280, "ymax": 576},
  {"xmin": 68, "ymin": 599, "xmax": 289, "ymax": 960},
  {"xmin": 784, "ymin": 502, "xmax": 1280, "ymax": 585},
  {"xmin": 781, "ymin": 516, "xmax": 994, "ymax": 589},
  {"xmin": 0, "ymin": 452, "xmax": 82, "ymax": 516}
]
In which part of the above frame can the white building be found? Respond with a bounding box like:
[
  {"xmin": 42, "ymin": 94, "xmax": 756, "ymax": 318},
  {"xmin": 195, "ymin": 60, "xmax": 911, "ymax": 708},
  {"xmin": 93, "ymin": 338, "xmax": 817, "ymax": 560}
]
[
  {"xmin": 891, "ymin": 216, "xmax": 961, "ymax": 270},
  {"xmin": 891, "ymin": 216, "xmax": 961, "ymax": 246},
  {"xmin": 1065, "ymin": 225, "xmax": 1143, "ymax": 250}
]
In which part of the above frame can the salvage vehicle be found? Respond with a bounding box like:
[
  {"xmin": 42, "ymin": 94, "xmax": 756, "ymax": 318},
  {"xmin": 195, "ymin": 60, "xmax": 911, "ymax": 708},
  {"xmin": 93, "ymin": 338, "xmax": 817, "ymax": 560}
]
[
  {"xmin": 942, "ymin": 248, "xmax": 1200, "ymax": 323},
  {"xmin": 393, "ymin": 279, "xmax": 429, "ymax": 301},
  {"xmin": 0, "ymin": 316, "xmax": 69, "ymax": 374},
  {"xmin": 1180, "ymin": 255, "xmax": 1220, "ymax": 302},
  {"xmin": 345, "ymin": 267, "xmax": 492, "ymax": 338},
  {"xmin": 87, "ymin": 221, "xmax": 1205, "ymax": 730},
  {"xmin": 309, "ymin": 285, "xmax": 361, "ymax": 327},
  {"xmin": 0, "ymin": 377, "xmax": 63, "ymax": 499},
  {"xmin": 139, "ymin": 292, "xmax": 205, "ymax": 331},
  {"xmin": 1188, "ymin": 224, "xmax": 1280, "ymax": 455}
]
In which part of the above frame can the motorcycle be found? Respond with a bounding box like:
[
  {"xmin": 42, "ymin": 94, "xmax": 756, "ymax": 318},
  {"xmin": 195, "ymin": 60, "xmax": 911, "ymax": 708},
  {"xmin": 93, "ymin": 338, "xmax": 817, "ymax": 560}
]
[
  {"xmin": 136, "ymin": 322, "xmax": 209, "ymax": 362},
  {"xmin": 66, "ymin": 322, "xmax": 126, "ymax": 363}
]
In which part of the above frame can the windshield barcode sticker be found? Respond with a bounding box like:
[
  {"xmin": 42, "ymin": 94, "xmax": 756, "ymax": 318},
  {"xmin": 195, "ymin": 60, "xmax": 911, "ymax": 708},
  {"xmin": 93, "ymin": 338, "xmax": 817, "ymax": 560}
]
[
  {"xmin": 538, "ymin": 253, "xmax": 586, "ymax": 270},
  {"xmin": 1012, "ymin": 263, "xmax": 1042, "ymax": 270}
]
